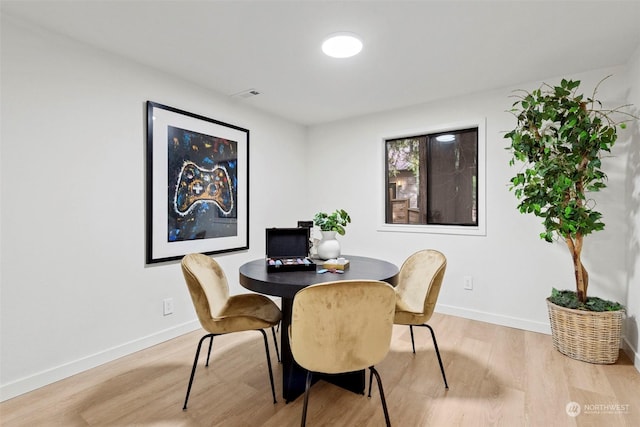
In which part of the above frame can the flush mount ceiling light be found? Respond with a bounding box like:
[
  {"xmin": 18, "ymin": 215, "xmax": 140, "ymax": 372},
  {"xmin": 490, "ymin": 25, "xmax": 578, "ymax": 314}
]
[{"xmin": 322, "ymin": 33, "xmax": 363, "ymax": 58}]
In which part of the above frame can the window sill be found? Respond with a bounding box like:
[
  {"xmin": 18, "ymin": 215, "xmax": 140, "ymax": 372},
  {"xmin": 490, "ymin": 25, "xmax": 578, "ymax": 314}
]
[{"xmin": 377, "ymin": 223, "xmax": 486, "ymax": 236}]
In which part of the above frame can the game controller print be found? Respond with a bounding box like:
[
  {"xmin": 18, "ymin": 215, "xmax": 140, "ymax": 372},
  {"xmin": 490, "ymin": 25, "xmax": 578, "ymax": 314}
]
[{"xmin": 173, "ymin": 161, "xmax": 234, "ymax": 216}]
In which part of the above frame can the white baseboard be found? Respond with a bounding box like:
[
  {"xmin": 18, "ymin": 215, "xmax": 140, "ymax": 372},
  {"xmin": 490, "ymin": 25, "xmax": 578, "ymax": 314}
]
[
  {"xmin": 622, "ymin": 337, "xmax": 640, "ymax": 373},
  {"xmin": 0, "ymin": 320, "xmax": 200, "ymax": 402},
  {"xmin": 436, "ymin": 303, "xmax": 552, "ymax": 335}
]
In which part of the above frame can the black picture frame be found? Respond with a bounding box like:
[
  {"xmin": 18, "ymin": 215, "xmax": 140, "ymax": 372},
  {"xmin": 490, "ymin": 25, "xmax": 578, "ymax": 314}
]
[{"xmin": 146, "ymin": 101, "xmax": 249, "ymax": 264}]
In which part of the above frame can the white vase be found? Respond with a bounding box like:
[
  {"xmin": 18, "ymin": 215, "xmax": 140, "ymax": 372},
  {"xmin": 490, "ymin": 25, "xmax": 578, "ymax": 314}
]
[{"xmin": 316, "ymin": 230, "xmax": 341, "ymax": 260}]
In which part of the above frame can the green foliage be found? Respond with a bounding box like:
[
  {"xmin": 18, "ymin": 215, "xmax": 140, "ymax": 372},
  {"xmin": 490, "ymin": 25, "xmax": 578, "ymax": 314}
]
[
  {"xmin": 549, "ymin": 288, "xmax": 623, "ymax": 312},
  {"xmin": 313, "ymin": 209, "xmax": 351, "ymax": 235},
  {"xmin": 387, "ymin": 138, "xmax": 420, "ymax": 177},
  {"xmin": 504, "ymin": 76, "xmax": 635, "ymax": 304},
  {"xmin": 504, "ymin": 77, "xmax": 628, "ymax": 243}
]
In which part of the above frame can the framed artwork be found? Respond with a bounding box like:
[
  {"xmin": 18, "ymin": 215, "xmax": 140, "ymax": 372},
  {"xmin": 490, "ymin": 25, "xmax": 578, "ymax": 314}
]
[{"xmin": 146, "ymin": 101, "xmax": 249, "ymax": 264}]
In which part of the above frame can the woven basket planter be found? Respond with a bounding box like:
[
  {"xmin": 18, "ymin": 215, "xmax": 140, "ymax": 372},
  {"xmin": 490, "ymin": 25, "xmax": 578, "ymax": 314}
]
[{"xmin": 546, "ymin": 299, "xmax": 624, "ymax": 364}]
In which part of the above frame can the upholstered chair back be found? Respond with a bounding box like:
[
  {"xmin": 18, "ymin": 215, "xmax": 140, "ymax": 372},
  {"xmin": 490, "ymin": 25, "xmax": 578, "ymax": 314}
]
[
  {"xmin": 395, "ymin": 250, "xmax": 447, "ymax": 321},
  {"xmin": 290, "ymin": 280, "xmax": 395, "ymax": 374},
  {"xmin": 181, "ymin": 253, "xmax": 231, "ymax": 327}
]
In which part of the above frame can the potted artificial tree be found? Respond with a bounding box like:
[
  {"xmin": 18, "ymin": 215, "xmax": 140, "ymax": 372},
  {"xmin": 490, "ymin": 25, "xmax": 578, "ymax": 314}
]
[
  {"xmin": 313, "ymin": 209, "xmax": 351, "ymax": 260},
  {"xmin": 504, "ymin": 77, "xmax": 633, "ymax": 364}
]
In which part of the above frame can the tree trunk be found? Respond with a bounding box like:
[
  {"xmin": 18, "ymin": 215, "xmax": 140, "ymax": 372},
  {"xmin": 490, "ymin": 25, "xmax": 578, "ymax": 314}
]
[{"xmin": 565, "ymin": 235, "xmax": 588, "ymax": 303}]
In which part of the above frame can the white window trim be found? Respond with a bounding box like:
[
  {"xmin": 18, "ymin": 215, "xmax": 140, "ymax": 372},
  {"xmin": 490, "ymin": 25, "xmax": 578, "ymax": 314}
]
[{"xmin": 377, "ymin": 118, "xmax": 487, "ymax": 236}]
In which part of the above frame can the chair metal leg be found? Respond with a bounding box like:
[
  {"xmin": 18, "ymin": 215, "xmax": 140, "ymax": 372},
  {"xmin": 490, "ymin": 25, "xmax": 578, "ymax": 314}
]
[
  {"xmin": 259, "ymin": 329, "xmax": 278, "ymax": 404},
  {"xmin": 369, "ymin": 366, "xmax": 391, "ymax": 427},
  {"xmin": 301, "ymin": 371, "xmax": 313, "ymax": 427},
  {"xmin": 414, "ymin": 324, "xmax": 449, "ymax": 389},
  {"xmin": 424, "ymin": 324, "xmax": 449, "ymax": 389},
  {"xmin": 205, "ymin": 335, "xmax": 215, "ymax": 367},
  {"xmin": 409, "ymin": 325, "xmax": 416, "ymax": 354},
  {"xmin": 183, "ymin": 333, "xmax": 216, "ymax": 410},
  {"xmin": 367, "ymin": 368, "xmax": 374, "ymax": 397},
  {"xmin": 184, "ymin": 330, "xmax": 279, "ymax": 410},
  {"xmin": 271, "ymin": 326, "xmax": 281, "ymax": 363}
]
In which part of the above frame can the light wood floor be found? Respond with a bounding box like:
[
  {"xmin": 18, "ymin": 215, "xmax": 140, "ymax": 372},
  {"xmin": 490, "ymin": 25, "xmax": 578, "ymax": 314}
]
[{"xmin": 1, "ymin": 313, "xmax": 639, "ymax": 426}]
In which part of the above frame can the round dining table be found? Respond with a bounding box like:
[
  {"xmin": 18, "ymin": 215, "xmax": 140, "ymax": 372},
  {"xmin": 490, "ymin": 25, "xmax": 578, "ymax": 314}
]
[{"xmin": 239, "ymin": 255, "xmax": 399, "ymax": 402}]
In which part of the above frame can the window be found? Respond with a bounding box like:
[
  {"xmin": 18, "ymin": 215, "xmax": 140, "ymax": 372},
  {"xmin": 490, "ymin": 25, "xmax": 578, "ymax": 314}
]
[{"xmin": 385, "ymin": 127, "xmax": 479, "ymax": 227}]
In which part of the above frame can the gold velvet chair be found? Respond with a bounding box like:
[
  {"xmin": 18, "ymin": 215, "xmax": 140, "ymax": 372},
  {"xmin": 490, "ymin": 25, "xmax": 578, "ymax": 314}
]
[
  {"xmin": 180, "ymin": 253, "xmax": 282, "ymax": 409},
  {"xmin": 394, "ymin": 249, "xmax": 449, "ymax": 388},
  {"xmin": 289, "ymin": 280, "xmax": 396, "ymax": 426}
]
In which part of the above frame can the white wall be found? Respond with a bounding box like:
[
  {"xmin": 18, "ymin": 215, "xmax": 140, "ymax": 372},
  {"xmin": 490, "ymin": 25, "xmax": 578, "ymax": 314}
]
[
  {"xmin": 305, "ymin": 67, "xmax": 637, "ymax": 359},
  {"xmin": 624, "ymin": 44, "xmax": 640, "ymax": 368},
  {"xmin": 2, "ymin": 13, "xmax": 639, "ymax": 402},
  {"xmin": 0, "ymin": 16, "xmax": 307, "ymax": 400}
]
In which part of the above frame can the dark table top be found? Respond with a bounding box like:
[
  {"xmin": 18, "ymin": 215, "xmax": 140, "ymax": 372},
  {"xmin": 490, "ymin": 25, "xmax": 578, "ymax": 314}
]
[{"xmin": 239, "ymin": 255, "xmax": 399, "ymax": 299}]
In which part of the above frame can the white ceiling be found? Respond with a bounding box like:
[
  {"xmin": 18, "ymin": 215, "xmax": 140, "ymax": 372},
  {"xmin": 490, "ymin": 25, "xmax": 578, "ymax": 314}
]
[{"xmin": 3, "ymin": 0, "xmax": 640, "ymax": 125}]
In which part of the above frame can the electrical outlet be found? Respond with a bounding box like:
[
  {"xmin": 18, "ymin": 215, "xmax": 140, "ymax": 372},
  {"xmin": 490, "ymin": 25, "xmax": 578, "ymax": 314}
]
[
  {"xmin": 163, "ymin": 298, "xmax": 174, "ymax": 316},
  {"xmin": 464, "ymin": 276, "xmax": 473, "ymax": 290}
]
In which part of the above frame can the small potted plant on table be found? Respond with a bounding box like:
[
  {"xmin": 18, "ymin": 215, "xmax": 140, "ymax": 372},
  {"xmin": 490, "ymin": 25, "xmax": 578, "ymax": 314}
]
[{"xmin": 313, "ymin": 209, "xmax": 351, "ymax": 260}]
